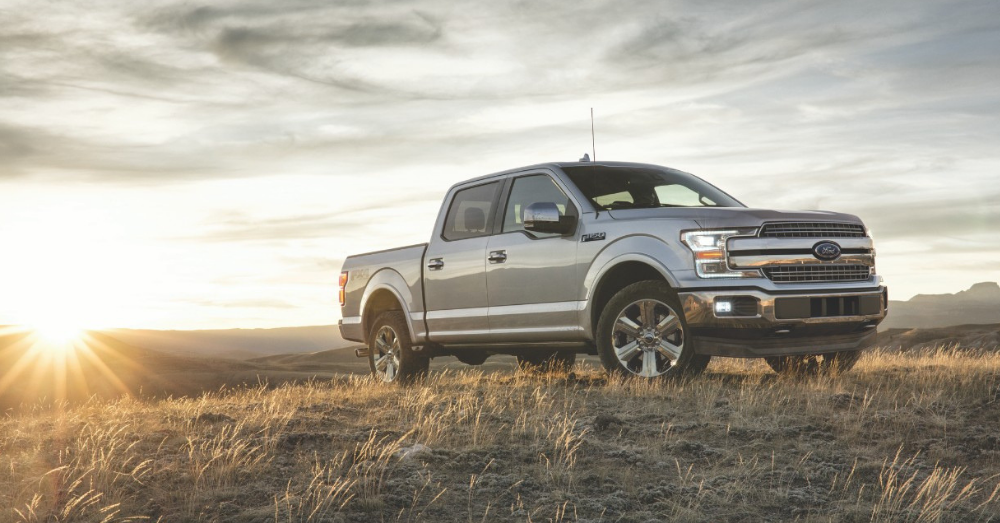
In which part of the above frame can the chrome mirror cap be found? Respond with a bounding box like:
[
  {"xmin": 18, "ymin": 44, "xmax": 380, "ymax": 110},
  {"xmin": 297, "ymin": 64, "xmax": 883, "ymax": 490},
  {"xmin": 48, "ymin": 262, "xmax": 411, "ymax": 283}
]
[{"xmin": 523, "ymin": 202, "xmax": 575, "ymax": 235}]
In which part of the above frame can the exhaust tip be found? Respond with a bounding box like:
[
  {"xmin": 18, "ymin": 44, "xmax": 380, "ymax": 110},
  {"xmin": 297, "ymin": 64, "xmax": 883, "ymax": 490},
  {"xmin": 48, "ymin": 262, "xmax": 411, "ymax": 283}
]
[{"xmin": 354, "ymin": 348, "xmax": 370, "ymax": 358}]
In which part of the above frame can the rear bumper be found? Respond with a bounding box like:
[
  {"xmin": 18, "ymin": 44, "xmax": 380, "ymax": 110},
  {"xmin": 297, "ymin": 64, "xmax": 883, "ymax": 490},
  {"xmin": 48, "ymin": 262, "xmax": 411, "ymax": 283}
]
[
  {"xmin": 677, "ymin": 286, "xmax": 887, "ymax": 358},
  {"xmin": 339, "ymin": 317, "xmax": 366, "ymax": 344}
]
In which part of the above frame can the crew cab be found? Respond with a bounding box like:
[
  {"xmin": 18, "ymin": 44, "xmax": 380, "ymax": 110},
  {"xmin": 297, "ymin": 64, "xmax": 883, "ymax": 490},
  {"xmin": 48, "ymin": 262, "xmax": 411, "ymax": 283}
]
[{"xmin": 338, "ymin": 161, "xmax": 887, "ymax": 381}]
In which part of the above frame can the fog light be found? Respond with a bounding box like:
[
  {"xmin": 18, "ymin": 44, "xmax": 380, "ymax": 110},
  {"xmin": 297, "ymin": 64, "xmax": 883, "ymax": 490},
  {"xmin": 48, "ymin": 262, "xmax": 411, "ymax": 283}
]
[{"xmin": 715, "ymin": 300, "xmax": 733, "ymax": 314}]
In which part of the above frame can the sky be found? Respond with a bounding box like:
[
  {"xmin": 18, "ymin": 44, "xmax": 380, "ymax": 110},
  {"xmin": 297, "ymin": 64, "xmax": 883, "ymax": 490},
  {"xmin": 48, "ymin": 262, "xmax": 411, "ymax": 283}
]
[{"xmin": 0, "ymin": 0, "xmax": 998, "ymax": 330}]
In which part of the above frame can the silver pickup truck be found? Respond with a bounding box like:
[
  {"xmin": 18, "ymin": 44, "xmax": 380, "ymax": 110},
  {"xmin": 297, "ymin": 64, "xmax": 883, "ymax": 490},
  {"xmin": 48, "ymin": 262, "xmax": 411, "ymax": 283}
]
[{"xmin": 338, "ymin": 161, "xmax": 887, "ymax": 382}]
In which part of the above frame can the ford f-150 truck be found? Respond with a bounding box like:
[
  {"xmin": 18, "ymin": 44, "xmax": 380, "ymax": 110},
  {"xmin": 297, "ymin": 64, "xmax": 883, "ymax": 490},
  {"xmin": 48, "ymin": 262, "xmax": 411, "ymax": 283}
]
[{"xmin": 338, "ymin": 161, "xmax": 887, "ymax": 382}]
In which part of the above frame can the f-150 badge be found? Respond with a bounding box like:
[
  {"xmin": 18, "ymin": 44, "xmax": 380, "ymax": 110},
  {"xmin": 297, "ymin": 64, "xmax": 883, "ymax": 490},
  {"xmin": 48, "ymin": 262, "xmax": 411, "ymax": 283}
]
[{"xmin": 581, "ymin": 232, "xmax": 606, "ymax": 242}]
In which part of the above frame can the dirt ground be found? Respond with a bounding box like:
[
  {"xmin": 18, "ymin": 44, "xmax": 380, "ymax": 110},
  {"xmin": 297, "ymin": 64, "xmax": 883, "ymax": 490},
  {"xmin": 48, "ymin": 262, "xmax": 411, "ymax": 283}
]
[{"xmin": 2, "ymin": 349, "xmax": 999, "ymax": 522}]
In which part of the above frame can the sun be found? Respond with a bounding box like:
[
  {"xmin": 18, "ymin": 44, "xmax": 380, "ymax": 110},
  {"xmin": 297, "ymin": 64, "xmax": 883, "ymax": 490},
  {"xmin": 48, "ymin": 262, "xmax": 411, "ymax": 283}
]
[{"xmin": 29, "ymin": 319, "xmax": 85, "ymax": 353}]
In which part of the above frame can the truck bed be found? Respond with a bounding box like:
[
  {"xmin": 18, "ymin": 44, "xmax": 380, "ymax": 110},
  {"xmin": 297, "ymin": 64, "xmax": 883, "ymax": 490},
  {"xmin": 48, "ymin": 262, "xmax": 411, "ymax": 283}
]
[{"xmin": 339, "ymin": 243, "xmax": 428, "ymax": 343}]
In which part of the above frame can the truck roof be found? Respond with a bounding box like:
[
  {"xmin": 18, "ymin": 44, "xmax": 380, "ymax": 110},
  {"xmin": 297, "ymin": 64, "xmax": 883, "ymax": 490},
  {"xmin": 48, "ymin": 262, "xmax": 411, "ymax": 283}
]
[{"xmin": 449, "ymin": 160, "xmax": 686, "ymax": 189}]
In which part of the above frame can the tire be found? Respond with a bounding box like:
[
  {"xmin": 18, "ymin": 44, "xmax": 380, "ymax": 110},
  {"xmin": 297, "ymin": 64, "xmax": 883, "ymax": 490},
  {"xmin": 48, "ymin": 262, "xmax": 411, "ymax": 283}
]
[
  {"xmin": 516, "ymin": 351, "xmax": 577, "ymax": 373},
  {"xmin": 765, "ymin": 350, "xmax": 861, "ymax": 376},
  {"xmin": 595, "ymin": 280, "xmax": 710, "ymax": 379},
  {"xmin": 368, "ymin": 311, "xmax": 429, "ymax": 383}
]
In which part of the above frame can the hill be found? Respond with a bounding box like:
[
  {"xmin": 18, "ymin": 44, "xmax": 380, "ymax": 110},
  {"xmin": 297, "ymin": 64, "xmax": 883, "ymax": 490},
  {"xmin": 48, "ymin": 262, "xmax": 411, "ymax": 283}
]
[
  {"xmin": 877, "ymin": 322, "xmax": 1000, "ymax": 352},
  {"xmin": 105, "ymin": 324, "xmax": 356, "ymax": 360},
  {"xmin": 883, "ymin": 281, "xmax": 1000, "ymax": 329},
  {"xmin": 0, "ymin": 328, "xmax": 352, "ymax": 411}
]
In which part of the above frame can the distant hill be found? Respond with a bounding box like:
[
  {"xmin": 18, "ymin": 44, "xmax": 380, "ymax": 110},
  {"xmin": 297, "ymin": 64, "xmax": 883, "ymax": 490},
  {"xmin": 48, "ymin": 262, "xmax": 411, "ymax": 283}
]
[
  {"xmin": 105, "ymin": 324, "xmax": 357, "ymax": 360},
  {"xmin": 876, "ymin": 323, "xmax": 1000, "ymax": 352},
  {"xmin": 250, "ymin": 347, "xmax": 369, "ymax": 374},
  {"xmin": 882, "ymin": 282, "xmax": 1000, "ymax": 329},
  {"xmin": 0, "ymin": 329, "xmax": 352, "ymax": 411}
]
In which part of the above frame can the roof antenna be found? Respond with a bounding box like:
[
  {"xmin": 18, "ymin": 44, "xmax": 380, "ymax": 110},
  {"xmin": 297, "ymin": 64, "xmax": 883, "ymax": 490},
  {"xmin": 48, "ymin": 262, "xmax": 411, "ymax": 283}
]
[
  {"xmin": 580, "ymin": 108, "xmax": 597, "ymax": 162},
  {"xmin": 590, "ymin": 107, "xmax": 596, "ymax": 162}
]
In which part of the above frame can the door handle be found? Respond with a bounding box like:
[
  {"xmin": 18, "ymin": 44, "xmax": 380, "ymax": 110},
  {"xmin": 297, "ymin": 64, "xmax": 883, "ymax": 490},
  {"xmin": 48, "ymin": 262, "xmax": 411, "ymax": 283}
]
[
  {"xmin": 488, "ymin": 250, "xmax": 507, "ymax": 264},
  {"xmin": 427, "ymin": 258, "xmax": 444, "ymax": 270}
]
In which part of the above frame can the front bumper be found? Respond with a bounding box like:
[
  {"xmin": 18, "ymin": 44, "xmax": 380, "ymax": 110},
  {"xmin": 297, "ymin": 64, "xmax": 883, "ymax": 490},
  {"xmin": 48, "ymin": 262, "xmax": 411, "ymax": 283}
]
[{"xmin": 677, "ymin": 286, "xmax": 887, "ymax": 358}]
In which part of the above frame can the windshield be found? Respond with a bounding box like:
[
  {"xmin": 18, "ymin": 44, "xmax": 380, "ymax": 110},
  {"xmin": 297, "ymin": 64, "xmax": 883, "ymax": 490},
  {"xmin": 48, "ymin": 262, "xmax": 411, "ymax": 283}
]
[{"xmin": 562, "ymin": 166, "xmax": 743, "ymax": 210}]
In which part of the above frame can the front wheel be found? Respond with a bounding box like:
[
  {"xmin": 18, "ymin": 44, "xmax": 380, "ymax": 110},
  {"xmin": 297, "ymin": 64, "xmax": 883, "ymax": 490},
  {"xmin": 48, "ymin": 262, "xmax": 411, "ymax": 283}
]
[
  {"xmin": 368, "ymin": 311, "xmax": 429, "ymax": 383},
  {"xmin": 765, "ymin": 351, "xmax": 861, "ymax": 376},
  {"xmin": 595, "ymin": 281, "xmax": 710, "ymax": 379}
]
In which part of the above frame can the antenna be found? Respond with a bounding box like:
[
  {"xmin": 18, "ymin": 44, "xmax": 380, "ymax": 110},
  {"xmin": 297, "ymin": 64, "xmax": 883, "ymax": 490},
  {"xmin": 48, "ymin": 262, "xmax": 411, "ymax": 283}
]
[{"xmin": 590, "ymin": 107, "xmax": 596, "ymax": 162}]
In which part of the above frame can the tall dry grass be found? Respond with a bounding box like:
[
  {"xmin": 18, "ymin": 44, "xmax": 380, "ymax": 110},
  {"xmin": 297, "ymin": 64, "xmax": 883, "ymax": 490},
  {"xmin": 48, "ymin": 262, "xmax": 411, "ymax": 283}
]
[{"xmin": 0, "ymin": 348, "xmax": 998, "ymax": 522}]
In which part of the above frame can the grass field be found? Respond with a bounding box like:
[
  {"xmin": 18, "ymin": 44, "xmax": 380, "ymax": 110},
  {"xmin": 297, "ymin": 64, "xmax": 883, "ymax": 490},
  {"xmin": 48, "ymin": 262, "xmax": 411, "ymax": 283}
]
[{"xmin": 2, "ymin": 348, "xmax": 998, "ymax": 522}]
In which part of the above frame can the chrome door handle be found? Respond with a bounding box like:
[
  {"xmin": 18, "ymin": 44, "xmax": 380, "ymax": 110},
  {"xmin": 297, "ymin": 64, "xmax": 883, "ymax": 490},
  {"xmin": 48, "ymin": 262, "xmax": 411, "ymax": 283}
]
[
  {"xmin": 427, "ymin": 258, "xmax": 444, "ymax": 270},
  {"xmin": 488, "ymin": 250, "xmax": 507, "ymax": 264}
]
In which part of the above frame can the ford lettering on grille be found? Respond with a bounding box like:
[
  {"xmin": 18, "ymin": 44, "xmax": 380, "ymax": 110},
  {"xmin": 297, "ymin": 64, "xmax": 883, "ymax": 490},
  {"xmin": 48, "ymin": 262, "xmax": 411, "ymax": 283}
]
[{"xmin": 812, "ymin": 241, "xmax": 842, "ymax": 261}]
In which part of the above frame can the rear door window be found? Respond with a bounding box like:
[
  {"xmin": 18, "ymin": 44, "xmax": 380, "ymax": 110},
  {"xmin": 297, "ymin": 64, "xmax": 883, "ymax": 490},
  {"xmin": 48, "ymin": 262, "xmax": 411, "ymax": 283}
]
[{"xmin": 441, "ymin": 182, "xmax": 501, "ymax": 241}]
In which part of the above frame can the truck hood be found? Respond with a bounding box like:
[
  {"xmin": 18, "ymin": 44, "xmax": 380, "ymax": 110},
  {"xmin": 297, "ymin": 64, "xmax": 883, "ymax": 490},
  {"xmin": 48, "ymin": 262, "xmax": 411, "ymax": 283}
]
[{"xmin": 606, "ymin": 207, "xmax": 864, "ymax": 229}]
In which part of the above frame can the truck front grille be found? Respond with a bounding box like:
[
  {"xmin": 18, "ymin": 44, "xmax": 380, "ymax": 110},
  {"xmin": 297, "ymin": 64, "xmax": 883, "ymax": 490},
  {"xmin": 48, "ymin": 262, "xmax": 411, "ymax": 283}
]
[
  {"xmin": 763, "ymin": 265, "xmax": 872, "ymax": 283},
  {"xmin": 760, "ymin": 222, "xmax": 866, "ymax": 238}
]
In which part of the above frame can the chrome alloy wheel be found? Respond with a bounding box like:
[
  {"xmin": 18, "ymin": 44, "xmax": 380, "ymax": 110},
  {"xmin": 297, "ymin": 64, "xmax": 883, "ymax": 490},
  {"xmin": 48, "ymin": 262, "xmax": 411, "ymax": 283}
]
[
  {"xmin": 611, "ymin": 299, "xmax": 684, "ymax": 378},
  {"xmin": 373, "ymin": 325, "xmax": 402, "ymax": 382}
]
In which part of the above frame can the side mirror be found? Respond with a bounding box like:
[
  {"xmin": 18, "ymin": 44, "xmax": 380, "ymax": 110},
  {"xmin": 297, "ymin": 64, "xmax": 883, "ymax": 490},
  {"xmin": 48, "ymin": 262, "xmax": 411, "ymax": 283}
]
[{"xmin": 523, "ymin": 202, "xmax": 576, "ymax": 235}]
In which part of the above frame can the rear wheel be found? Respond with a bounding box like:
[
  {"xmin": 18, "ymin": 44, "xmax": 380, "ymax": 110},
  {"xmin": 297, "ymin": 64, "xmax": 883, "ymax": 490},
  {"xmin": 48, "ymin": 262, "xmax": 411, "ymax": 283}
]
[
  {"xmin": 596, "ymin": 280, "xmax": 710, "ymax": 378},
  {"xmin": 516, "ymin": 351, "xmax": 576, "ymax": 372},
  {"xmin": 368, "ymin": 311, "xmax": 429, "ymax": 383},
  {"xmin": 765, "ymin": 350, "xmax": 861, "ymax": 376}
]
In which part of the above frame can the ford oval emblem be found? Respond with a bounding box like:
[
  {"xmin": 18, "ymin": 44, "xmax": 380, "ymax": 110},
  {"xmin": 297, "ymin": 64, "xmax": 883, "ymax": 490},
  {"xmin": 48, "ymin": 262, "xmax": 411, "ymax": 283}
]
[{"xmin": 813, "ymin": 241, "xmax": 842, "ymax": 261}]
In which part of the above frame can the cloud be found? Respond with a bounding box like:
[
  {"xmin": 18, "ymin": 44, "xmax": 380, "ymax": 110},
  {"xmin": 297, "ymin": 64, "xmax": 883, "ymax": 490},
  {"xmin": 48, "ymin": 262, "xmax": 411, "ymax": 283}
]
[
  {"xmin": 1, "ymin": 0, "xmax": 999, "ymax": 327},
  {"xmin": 187, "ymin": 298, "xmax": 298, "ymax": 310},
  {"xmin": 0, "ymin": 123, "xmax": 38, "ymax": 163}
]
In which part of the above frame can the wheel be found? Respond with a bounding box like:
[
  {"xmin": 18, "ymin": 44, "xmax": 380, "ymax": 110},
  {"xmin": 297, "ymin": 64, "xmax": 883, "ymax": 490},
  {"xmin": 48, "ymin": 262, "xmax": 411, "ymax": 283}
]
[
  {"xmin": 765, "ymin": 350, "xmax": 861, "ymax": 376},
  {"xmin": 368, "ymin": 311, "xmax": 429, "ymax": 383},
  {"xmin": 595, "ymin": 280, "xmax": 710, "ymax": 378},
  {"xmin": 516, "ymin": 351, "xmax": 576, "ymax": 372}
]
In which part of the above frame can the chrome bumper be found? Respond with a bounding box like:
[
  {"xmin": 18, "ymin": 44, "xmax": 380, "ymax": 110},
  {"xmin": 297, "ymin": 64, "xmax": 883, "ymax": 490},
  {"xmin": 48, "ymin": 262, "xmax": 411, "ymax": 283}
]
[{"xmin": 677, "ymin": 286, "xmax": 887, "ymax": 358}]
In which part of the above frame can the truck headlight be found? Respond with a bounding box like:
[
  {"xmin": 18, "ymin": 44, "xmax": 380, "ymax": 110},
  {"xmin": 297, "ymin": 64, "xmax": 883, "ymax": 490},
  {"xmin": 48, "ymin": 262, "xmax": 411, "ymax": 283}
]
[{"xmin": 681, "ymin": 228, "xmax": 761, "ymax": 279}]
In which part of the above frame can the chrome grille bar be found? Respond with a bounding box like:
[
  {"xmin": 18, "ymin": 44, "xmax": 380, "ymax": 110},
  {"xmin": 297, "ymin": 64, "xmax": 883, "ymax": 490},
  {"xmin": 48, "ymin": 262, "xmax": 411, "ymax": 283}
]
[
  {"xmin": 763, "ymin": 265, "xmax": 872, "ymax": 283},
  {"xmin": 760, "ymin": 222, "xmax": 866, "ymax": 238}
]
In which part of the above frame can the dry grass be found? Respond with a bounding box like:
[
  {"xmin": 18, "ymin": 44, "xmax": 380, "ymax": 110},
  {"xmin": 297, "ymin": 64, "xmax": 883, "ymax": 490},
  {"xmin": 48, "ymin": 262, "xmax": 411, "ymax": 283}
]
[{"xmin": 1, "ymin": 348, "xmax": 999, "ymax": 522}]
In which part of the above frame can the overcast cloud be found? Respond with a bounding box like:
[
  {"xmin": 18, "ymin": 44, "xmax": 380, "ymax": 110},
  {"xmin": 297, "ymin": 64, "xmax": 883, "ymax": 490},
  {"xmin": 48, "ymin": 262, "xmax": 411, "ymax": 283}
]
[{"xmin": 0, "ymin": 0, "xmax": 998, "ymax": 329}]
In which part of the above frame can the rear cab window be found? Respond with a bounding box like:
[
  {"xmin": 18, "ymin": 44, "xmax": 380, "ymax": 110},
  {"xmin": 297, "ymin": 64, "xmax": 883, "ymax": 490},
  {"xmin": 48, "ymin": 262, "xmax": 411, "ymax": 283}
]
[{"xmin": 441, "ymin": 182, "xmax": 501, "ymax": 241}]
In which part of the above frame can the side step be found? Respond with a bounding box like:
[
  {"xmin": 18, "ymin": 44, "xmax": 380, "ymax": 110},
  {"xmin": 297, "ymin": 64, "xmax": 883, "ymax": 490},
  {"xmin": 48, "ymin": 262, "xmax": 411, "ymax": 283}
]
[{"xmin": 354, "ymin": 347, "xmax": 370, "ymax": 358}]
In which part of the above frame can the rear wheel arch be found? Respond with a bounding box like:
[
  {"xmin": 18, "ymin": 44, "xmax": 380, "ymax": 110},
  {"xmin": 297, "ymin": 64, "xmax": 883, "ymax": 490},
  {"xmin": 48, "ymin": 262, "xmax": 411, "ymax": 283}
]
[
  {"xmin": 362, "ymin": 288, "xmax": 405, "ymax": 343},
  {"xmin": 359, "ymin": 268, "xmax": 420, "ymax": 344}
]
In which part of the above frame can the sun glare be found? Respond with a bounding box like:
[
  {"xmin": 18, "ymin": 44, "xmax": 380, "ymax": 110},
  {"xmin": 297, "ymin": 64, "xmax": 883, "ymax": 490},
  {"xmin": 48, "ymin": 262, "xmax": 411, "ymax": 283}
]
[{"xmin": 28, "ymin": 320, "xmax": 85, "ymax": 354}]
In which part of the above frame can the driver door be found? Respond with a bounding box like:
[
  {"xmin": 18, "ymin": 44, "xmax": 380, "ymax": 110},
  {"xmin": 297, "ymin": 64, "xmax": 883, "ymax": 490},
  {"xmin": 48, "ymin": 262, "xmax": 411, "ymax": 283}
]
[{"xmin": 485, "ymin": 173, "xmax": 582, "ymax": 342}]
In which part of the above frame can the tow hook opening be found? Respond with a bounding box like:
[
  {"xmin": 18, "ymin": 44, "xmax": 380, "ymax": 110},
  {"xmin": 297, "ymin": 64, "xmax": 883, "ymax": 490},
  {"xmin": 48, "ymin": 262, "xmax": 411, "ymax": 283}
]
[{"xmin": 772, "ymin": 326, "xmax": 793, "ymax": 336}]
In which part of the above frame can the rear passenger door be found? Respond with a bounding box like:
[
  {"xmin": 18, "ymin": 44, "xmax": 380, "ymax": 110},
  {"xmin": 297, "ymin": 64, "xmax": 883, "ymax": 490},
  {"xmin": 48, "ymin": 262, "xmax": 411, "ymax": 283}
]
[
  {"xmin": 485, "ymin": 173, "xmax": 582, "ymax": 342},
  {"xmin": 423, "ymin": 181, "xmax": 501, "ymax": 343}
]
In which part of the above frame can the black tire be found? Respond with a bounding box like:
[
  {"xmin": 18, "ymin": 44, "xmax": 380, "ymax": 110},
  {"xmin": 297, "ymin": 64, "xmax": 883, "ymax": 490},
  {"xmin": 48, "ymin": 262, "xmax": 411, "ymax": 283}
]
[
  {"xmin": 595, "ymin": 280, "xmax": 710, "ymax": 379},
  {"xmin": 368, "ymin": 311, "xmax": 429, "ymax": 383},
  {"xmin": 516, "ymin": 351, "xmax": 577, "ymax": 373},
  {"xmin": 765, "ymin": 350, "xmax": 862, "ymax": 376}
]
